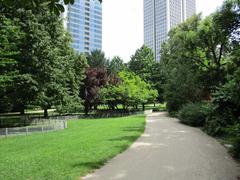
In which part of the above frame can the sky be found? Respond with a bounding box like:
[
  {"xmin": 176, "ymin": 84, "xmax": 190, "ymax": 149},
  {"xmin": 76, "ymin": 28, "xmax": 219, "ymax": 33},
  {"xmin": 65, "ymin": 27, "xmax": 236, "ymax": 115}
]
[{"xmin": 102, "ymin": 0, "xmax": 225, "ymax": 62}]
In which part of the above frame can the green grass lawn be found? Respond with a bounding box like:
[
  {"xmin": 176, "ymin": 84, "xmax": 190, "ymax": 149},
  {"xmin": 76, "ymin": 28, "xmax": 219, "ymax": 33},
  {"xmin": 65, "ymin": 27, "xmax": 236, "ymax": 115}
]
[{"xmin": 0, "ymin": 115, "xmax": 145, "ymax": 180}]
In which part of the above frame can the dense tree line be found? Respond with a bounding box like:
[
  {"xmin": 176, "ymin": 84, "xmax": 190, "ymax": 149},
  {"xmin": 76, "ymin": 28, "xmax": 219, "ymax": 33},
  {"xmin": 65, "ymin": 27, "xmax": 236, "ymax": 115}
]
[
  {"xmin": 81, "ymin": 50, "xmax": 158, "ymax": 114},
  {"xmin": 0, "ymin": 2, "xmax": 159, "ymax": 116},
  {"xmin": 0, "ymin": 3, "xmax": 89, "ymax": 117},
  {"xmin": 160, "ymin": 0, "xmax": 240, "ymax": 158}
]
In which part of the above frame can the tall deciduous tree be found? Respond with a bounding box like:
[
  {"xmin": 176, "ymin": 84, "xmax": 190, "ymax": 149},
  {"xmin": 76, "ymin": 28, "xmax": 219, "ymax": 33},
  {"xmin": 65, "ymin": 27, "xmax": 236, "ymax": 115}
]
[
  {"xmin": 160, "ymin": 0, "xmax": 240, "ymax": 113},
  {"xmin": 100, "ymin": 71, "xmax": 158, "ymax": 111},
  {"xmin": 0, "ymin": 15, "xmax": 26, "ymax": 113},
  {"xmin": 129, "ymin": 45, "xmax": 155, "ymax": 82},
  {"xmin": 0, "ymin": 4, "xmax": 87, "ymax": 116}
]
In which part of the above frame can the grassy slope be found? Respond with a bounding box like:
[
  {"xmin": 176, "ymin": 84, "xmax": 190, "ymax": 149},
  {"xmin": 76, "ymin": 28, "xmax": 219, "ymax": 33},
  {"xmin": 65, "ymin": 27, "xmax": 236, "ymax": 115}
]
[{"xmin": 0, "ymin": 115, "xmax": 145, "ymax": 180}]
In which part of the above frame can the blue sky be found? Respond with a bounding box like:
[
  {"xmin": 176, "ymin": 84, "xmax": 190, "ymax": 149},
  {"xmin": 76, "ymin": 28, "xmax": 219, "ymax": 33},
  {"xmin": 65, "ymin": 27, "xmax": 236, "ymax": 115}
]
[{"xmin": 102, "ymin": 0, "xmax": 225, "ymax": 62}]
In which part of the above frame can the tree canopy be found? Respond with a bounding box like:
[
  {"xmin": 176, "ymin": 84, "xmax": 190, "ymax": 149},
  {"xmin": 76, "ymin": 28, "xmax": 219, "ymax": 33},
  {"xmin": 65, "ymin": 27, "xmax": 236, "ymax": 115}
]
[
  {"xmin": 0, "ymin": 3, "xmax": 87, "ymax": 116},
  {"xmin": 100, "ymin": 71, "xmax": 158, "ymax": 110},
  {"xmin": 1, "ymin": 0, "xmax": 102, "ymax": 15}
]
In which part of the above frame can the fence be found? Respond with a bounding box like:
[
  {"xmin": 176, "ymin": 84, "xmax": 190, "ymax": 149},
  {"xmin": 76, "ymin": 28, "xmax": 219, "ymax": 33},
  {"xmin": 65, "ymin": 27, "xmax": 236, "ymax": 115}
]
[
  {"xmin": 0, "ymin": 110, "xmax": 152, "ymax": 137},
  {"xmin": 0, "ymin": 120, "xmax": 67, "ymax": 137}
]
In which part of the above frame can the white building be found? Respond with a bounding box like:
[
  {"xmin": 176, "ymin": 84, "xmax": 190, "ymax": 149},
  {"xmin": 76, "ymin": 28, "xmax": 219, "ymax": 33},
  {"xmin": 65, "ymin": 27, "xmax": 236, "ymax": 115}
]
[{"xmin": 144, "ymin": 0, "xmax": 196, "ymax": 60}]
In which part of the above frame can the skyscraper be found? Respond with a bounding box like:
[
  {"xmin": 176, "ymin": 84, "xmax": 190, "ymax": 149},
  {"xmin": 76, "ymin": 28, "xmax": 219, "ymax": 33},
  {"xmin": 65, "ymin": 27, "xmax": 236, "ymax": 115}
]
[
  {"xmin": 144, "ymin": 0, "xmax": 196, "ymax": 60},
  {"xmin": 62, "ymin": 0, "xmax": 102, "ymax": 54}
]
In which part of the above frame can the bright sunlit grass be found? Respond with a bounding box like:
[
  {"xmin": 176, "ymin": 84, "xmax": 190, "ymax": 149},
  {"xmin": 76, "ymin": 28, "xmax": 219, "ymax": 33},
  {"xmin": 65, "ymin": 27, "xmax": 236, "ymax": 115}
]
[{"xmin": 0, "ymin": 115, "xmax": 145, "ymax": 180}]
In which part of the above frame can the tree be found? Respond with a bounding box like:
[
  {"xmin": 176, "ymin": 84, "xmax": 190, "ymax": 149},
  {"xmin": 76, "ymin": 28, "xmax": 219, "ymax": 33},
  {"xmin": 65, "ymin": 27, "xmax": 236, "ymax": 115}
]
[
  {"xmin": 0, "ymin": 4, "xmax": 87, "ymax": 116},
  {"xmin": 129, "ymin": 45, "xmax": 155, "ymax": 82},
  {"xmin": 1, "ymin": 0, "xmax": 102, "ymax": 15},
  {"xmin": 129, "ymin": 45, "xmax": 165, "ymax": 103},
  {"xmin": 0, "ymin": 15, "xmax": 26, "ymax": 113},
  {"xmin": 81, "ymin": 68, "xmax": 108, "ymax": 115},
  {"xmin": 87, "ymin": 50, "xmax": 108, "ymax": 69},
  {"xmin": 160, "ymin": 0, "xmax": 240, "ymax": 114},
  {"xmin": 100, "ymin": 71, "xmax": 158, "ymax": 111},
  {"xmin": 149, "ymin": 61, "xmax": 166, "ymax": 103},
  {"xmin": 107, "ymin": 56, "xmax": 126, "ymax": 75}
]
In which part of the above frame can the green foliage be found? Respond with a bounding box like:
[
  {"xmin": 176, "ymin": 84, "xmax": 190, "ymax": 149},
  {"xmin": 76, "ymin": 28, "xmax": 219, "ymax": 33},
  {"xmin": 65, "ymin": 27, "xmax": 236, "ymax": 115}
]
[
  {"xmin": 204, "ymin": 115, "xmax": 227, "ymax": 136},
  {"xmin": 204, "ymin": 70, "xmax": 240, "ymax": 135},
  {"xmin": 0, "ymin": 15, "xmax": 25, "ymax": 112},
  {"xmin": 56, "ymin": 95, "xmax": 83, "ymax": 114},
  {"xmin": 162, "ymin": 60, "xmax": 203, "ymax": 113},
  {"xmin": 178, "ymin": 102, "xmax": 211, "ymax": 127},
  {"xmin": 87, "ymin": 50, "xmax": 108, "ymax": 69},
  {"xmin": 149, "ymin": 62, "xmax": 166, "ymax": 103},
  {"xmin": 212, "ymin": 71, "xmax": 240, "ymax": 122},
  {"xmin": 231, "ymin": 137, "xmax": 240, "ymax": 159},
  {"xmin": 100, "ymin": 71, "xmax": 158, "ymax": 110},
  {"xmin": 221, "ymin": 123, "xmax": 240, "ymax": 159},
  {"xmin": 0, "ymin": 4, "xmax": 86, "ymax": 115},
  {"xmin": 160, "ymin": 0, "xmax": 240, "ymax": 111},
  {"xmin": 129, "ymin": 45, "xmax": 155, "ymax": 82},
  {"xmin": 1, "ymin": 0, "xmax": 102, "ymax": 15},
  {"xmin": 129, "ymin": 45, "xmax": 164, "ymax": 102},
  {"xmin": 107, "ymin": 56, "xmax": 126, "ymax": 74},
  {"xmin": 160, "ymin": 1, "xmax": 240, "ymax": 160}
]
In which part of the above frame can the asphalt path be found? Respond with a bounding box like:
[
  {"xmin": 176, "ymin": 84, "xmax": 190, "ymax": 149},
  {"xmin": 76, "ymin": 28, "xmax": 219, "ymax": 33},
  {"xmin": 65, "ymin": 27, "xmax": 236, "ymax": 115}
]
[{"xmin": 83, "ymin": 112, "xmax": 240, "ymax": 180}]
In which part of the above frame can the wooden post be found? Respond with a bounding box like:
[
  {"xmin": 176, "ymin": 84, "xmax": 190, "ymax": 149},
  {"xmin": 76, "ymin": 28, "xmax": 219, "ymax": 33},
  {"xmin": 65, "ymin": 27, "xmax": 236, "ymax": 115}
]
[
  {"xmin": 63, "ymin": 121, "xmax": 67, "ymax": 129},
  {"xmin": 5, "ymin": 128, "xmax": 8, "ymax": 137},
  {"xmin": 26, "ymin": 127, "xmax": 28, "ymax": 135}
]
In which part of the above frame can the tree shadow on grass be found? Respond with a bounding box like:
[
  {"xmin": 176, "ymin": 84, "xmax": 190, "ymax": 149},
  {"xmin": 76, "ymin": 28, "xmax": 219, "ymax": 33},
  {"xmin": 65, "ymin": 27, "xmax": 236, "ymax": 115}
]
[
  {"xmin": 109, "ymin": 135, "xmax": 140, "ymax": 142},
  {"xmin": 72, "ymin": 160, "xmax": 106, "ymax": 169},
  {"xmin": 121, "ymin": 124, "xmax": 145, "ymax": 133}
]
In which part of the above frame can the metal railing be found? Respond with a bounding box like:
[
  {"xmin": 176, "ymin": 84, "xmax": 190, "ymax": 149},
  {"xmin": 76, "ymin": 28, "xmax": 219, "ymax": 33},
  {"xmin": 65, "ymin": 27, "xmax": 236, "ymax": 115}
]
[{"xmin": 0, "ymin": 120, "xmax": 67, "ymax": 137}]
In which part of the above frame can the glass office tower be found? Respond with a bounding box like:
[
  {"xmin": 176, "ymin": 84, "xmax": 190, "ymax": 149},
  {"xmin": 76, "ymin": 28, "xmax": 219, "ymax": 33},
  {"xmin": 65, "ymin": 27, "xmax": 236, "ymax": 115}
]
[
  {"xmin": 144, "ymin": 0, "xmax": 196, "ymax": 60},
  {"xmin": 63, "ymin": 0, "xmax": 102, "ymax": 54}
]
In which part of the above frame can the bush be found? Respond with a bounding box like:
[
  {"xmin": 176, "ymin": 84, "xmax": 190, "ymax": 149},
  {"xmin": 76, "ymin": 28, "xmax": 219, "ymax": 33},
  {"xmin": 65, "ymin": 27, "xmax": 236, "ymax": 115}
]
[
  {"xmin": 223, "ymin": 124, "xmax": 240, "ymax": 159},
  {"xmin": 178, "ymin": 102, "xmax": 211, "ymax": 127},
  {"xmin": 57, "ymin": 96, "xmax": 83, "ymax": 114},
  {"xmin": 231, "ymin": 137, "xmax": 240, "ymax": 159},
  {"xmin": 204, "ymin": 115, "xmax": 226, "ymax": 136},
  {"xmin": 203, "ymin": 73, "xmax": 240, "ymax": 136}
]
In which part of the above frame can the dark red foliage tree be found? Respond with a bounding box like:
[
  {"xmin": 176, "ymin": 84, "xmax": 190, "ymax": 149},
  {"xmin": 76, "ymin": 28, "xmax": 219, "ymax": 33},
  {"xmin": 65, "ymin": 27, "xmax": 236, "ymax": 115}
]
[{"xmin": 81, "ymin": 68, "xmax": 108, "ymax": 115}]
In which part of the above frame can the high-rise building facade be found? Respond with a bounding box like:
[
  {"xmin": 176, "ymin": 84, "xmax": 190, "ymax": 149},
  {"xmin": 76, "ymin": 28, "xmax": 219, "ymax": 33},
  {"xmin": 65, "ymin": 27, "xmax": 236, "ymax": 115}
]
[
  {"xmin": 144, "ymin": 0, "xmax": 196, "ymax": 60},
  {"xmin": 63, "ymin": 0, "xmax": 102, "ymax": 54}
]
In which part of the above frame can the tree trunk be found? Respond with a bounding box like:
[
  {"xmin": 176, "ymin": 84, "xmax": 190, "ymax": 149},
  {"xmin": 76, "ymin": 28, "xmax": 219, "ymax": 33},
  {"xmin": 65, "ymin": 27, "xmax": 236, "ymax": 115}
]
[
  {"xmin": 44, "ymin": 108, "xmax": 48, "ymax": 118},
  {"xmin": 84, "ymin": 103, "xmax": 89, "ymax": 115},
  {"xmin": 19, "ymin": 104, "xmax": 25, "ymax": 115},
  {"xmin": 142, "ymin": 103, "xmax": 145, "ymax": 111}
]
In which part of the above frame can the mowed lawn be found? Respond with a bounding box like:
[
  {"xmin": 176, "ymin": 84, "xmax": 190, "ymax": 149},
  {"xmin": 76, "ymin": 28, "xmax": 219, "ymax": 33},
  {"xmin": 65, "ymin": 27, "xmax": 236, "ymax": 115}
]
[{"xmin": 0, "ymin": 115, "xmax": 145, "ymax": 180}]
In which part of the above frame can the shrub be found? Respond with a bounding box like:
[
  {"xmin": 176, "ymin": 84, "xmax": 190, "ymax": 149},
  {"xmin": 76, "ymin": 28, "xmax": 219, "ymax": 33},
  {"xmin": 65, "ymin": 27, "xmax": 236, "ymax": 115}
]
[
  {"xmin": 231, "ymin": 137, "xmax": 240, "ymax": 159},
  {"xmin": 204, "ymin": 115, "xmax": 226, "ymax": 136},
  {"xmin": 178, "ymin": 102, "xmax": 211, "ymax": 127},
  {"xmin": 203, "ymin": 73, "xmax": 240, "ymax": 136},
  {"xmin": 57, "ymin": 96, "xmax": 83, "ymax": 114}
]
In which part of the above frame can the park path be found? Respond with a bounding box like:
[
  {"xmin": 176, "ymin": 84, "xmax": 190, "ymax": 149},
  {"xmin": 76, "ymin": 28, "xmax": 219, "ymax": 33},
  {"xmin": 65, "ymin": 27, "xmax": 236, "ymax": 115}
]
[{"xmin": 83, "ymin": 112, "xmax": 240, "ymax": 180}]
